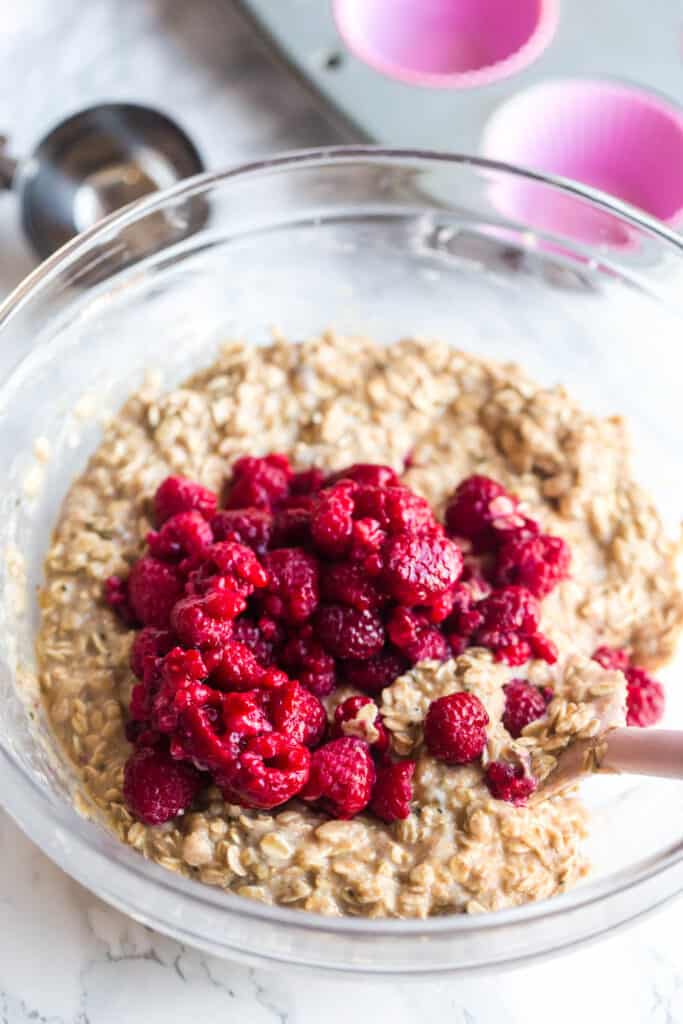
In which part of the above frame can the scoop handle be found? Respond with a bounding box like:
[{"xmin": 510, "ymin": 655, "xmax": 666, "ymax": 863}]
[{"xmin": 601, "ymin": 728, "xmax": 683, "ymax": 779}]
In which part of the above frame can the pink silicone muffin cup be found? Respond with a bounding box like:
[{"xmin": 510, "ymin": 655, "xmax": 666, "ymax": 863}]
[
  {"xmin": 481, "ymin": 79, "xmax": 683, "ymax": 245},
  {"xmin": 333, "ymin": 0, "xmax": 559, "ymax": 89}
]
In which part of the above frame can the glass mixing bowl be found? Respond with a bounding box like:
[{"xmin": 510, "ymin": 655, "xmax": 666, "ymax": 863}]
[{"xmin": 0, "ymin": 148, "xmax": 682, "ymax": 976}]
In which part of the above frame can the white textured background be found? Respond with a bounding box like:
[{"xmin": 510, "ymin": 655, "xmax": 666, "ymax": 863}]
[{"xmin": 0, "ymin": 2, "xmax": 681, "ymax": 1021}]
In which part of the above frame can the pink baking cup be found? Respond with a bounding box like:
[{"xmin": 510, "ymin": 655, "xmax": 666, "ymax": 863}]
[
  {"xmin": 481, "ymin": 79, "xmax": 683, "ymax": 244},
  {"xmin": 332, "ymin": 0, "xmax": 559, "ymax": 89}
]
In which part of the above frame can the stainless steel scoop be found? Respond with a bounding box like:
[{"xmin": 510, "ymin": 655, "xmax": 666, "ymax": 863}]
[{"xmin": 0, "ymin": 103, "xmax": 204, "ymax": 260}]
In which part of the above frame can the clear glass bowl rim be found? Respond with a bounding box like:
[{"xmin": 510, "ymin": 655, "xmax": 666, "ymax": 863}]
[{"xmin": 1, "ymin": 145, "xmax": 682, "ymax": 947}]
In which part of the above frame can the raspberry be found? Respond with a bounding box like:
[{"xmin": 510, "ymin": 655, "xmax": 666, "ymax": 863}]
[
  {"xmin": 271, "ymin": 506, "xmax": 312, "ymax": 548},
  {"xmin": 341, "ymin": 651, "xmax": 408, "ymax": 694},
  {"xmin": 290, "ymin": 467, "xmax": 325, "ymax": 496},
  {"xmin": 302, "ymin": 737, "xmax": 376, "ymax": 819},
  {"xmin": 592, "ymin": 646, "xmax": 630, "ymax": 672},
  {"xmin": 220, "ymin": 732, "xmax": 310, "ymax": 810},
  {"xmin": 170, "ymin": 591, "xmax": 240, "ymax": 649},
  {"xmin": 332, "ymin": 696, "xmax": 389, "ymax": 757},
  {"xmin": 147, "ymin": 511, "xmax": 214, "ymax": 564},
  {"xmin": 280, "ymin": 626, "xmax": 337, "ymax": 697},
  {"xmin": 260, "ymin": 548, "xmax": 320, "ymax": 624},
  {"xmin": 127, "ymin": 557, "xmax": 183, "ymax": 628},
  {"xmin": 209, "ymin": 640, "xmax": 286, "ymax": 691},
  {"xmin": 104, "ymin": 575, "xmax": 137, "ymax": 627},
  {"xmin": 625, "ymin": 666, "xmax": 665, "ymax": 727},
  {"xmin": 327, "ymin": 463, "xmax": 400, "ymax": 489},
  {"xmin": 130, "ymin": 627, "xmax": 174, "ymax": 680},
  {"xmin": 473, "ymin": 586, "xmax": 541, "ymax": 665},
  {"xmin": 382, "ymin": 532, "xmax": 463, "ymax": 605},
  {"xmin": 386, "ymin": 607, "xmax": 451, "ymax": 665},
  {"xmin": 495, "ymin": 533, "xmax": 571, "ymax": 598},
  {"xmin": 170, "ymin": 689, "xmax": 271, "ymax": 772},
  {"xmin": 154, "ymin": 475, "xmax": 218, "ymax": 526},
  {"xmin": 445, "ymin": 475, "xmax": 514, "ymax": 551},
  {"xmin": 320, "ymin": 562, "xmax": 383, "ymax": 611},
  {"xmin": 315, "ymin": 604, "xmax": 385, "ymax": 660},
  {"xmin": 211, "ymin": 508, "xmax": 272, "ymax": 557},
  {"xmin": 485, "ymin": 761, "xmax": 537, "ymax": 805},
  {"xmin": 311, "ymin": 482, "xmax": 355, "ymax": 558},
  {"xmin": 503, "ymin": 680, "xmax": 549, "ymax": 738},
  {"xmin": 123, "ymin": 746, "xmax": 201, "ymax": 824},
  {"xmin": 424, "ymin": 692, "xmax": 489, "ymax": 764},
  {"xmin": 231, "ymin": 617, "xmax": 279, "ymax": 665},
  {"xmin": 268, "ymin": 680, "xmax": 326, "ymax": 747},
  {"xmin": 370, "ymin": 761, "xmax": 415, "ymax": 822},
  {"xmin": 224, "ymin": 454, "xmax": 292, "ymax": 510},
  {"xmin": 354, "ymin": 486, "xmax": 435, "ymax": 536}
]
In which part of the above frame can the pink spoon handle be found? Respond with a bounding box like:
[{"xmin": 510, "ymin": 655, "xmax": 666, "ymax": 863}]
[{"xmin": 601, "ymin": 728, "xmax": 683, "ymax": 780}]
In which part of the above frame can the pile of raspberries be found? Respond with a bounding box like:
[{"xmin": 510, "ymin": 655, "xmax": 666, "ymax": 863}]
[{"xmin": 105, "ymin": 457, "xmax": 663, "ymax": 827}]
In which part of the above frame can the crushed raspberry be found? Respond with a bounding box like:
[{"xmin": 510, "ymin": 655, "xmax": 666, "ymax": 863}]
[
  {"xmin": 382, "ymin": 532, "xmax": 463, "ymax": 606},
  {"xmin": 123, "ymin": 746, "xmax": 201, "ymax": 824},
  {"xmin": 386, "ymin": 607, "xmax": 451, "ymax": 665},
  {"xmin": 280, "ymin": 626, "xmax": 337, "ymax": 697},
  {"xmin": 268, "ymin": 680, "xmax": 326, "ymax": 747},
  {"xmin": 260, "ymin": 548, "xmax": 319, "ymax": 624},
  {"xmin": 171, "ymin": 591, "xmax": 241, "ymax": 649},
  {"xmin": 271, "ymin": 506, "xmax": 312, "ymax": 548},
  {"xmin": 219, "ymin": 732, "xmax": 310, "ymax": 810},
  {"xmin": 147, "ymin": 511, "xmax": 214, "ymax": 564},
  {"xmin": 146, "ymin": 646, "xmax": 209, "ymax": 733},
  {"xmin": 224, "ymin": 454, "xmax": 292, "ymax": 510},
  {"xmin": 208, "ymin": 640, "xmax": 286, "ymax": 691},
  {"xmin": 495, "ymin": 533, "xmax": 571, "ymax": 598},
  {"xmin": 328, "ymin": 463, "xmax": 400, "ymax": 488},
  {"xmin": 104, "ymin": 575, "xmax": 137, "ymax": 627},
  {"xmin": 211, "ymin": 508, "xmax": 272, "ymax": 556},
  {"xmin": 130, "ymin": 627, "xmax": 174, "ymax": 680},
  {"xmin": 302, "ymin": 737, "xmax": 375, "ymax": 819},
  {"xmin": 424, "ymin": 692, "xmax": 489, "ymax": 764},
  {"xmin": 311, "ymin": 482, "xmax": 355, "ymax": 559},
  {"xmin": 625, "ymin": 666, "xmax": 665, "ymax": 727},
  {"xmin": 341, "ymin": 651, "xmax": 408, "ymax": 694},
  {"xmin": 315, "ymin": 604, "xmax": 385, "ymax": 660},
  {"xmin": 321, "ymin": 562, "xmax": 384, "ymax": 611},
  {"xmin": 348, "ymin": 517, "xmax": 386, "ymax": 567},
  {"xmin": 169, "ymin": 684, "xmax": 272, "ymax": 773},
  {"xmin": 187, "ymin": 540, "xmax": 268, "ymax": 597},
  {"xmin": 127, "ymin": 557, "xmax": 183, "ymax": 628},
  {"xmin": 154, "ymin": 475, "xmax": 217, "ymax": 526},
  {"xmin": 485, "ymin": 761, "xmax": 537, "ymax": 805},
  {"xmin": 331, "ymin": 696, "xmax": 390, "ymax": 757},
  {"xmin": 503, "ymin": 680, "xmax": 550, "ymax": 738},
  {"xmin": 592, "ymin": 645, "xmax": 630, "ymax": 672},
  {"xmin": 445, "ymin": 475, "xmax": 511, "ymax": 550},
  {"xmin": 370, "ymin": 760, "xmax": 415, "ymax": 822}
]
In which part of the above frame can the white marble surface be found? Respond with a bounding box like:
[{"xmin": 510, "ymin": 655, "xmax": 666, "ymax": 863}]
[{"xmin": 0, "ymin": 2, "xmax": 681, "ymax": 1021}]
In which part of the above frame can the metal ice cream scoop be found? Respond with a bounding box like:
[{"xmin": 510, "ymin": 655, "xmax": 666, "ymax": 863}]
[{"xmin": 0, "ymin": 103, "xmax": 204, "ymax": 260}]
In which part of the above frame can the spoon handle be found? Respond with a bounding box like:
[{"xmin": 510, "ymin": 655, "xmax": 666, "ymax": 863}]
[{"xmin": 601, "ymin": 728, "xmax": 683, "ymax": 780}]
